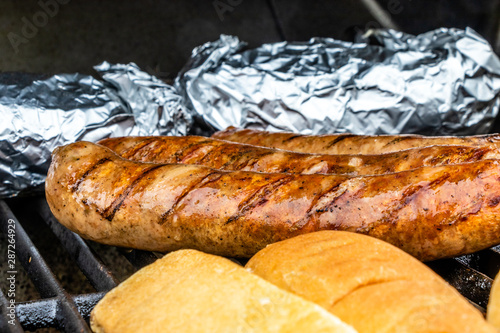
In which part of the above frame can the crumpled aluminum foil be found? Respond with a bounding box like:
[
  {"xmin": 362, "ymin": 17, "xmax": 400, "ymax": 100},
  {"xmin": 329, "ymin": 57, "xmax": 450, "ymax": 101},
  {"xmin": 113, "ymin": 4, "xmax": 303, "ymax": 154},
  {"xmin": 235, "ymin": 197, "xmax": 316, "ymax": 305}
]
[
  {"xmin": 2, "ymin": 27, "xmax": 500, "ymax": 198},
  {"xmin": 0, "ymin": 62, "xmax": 191, "ymax": 198},
  {"xmin": 176, "ymin": 27, "xmax": 500, "ymax": 135}
]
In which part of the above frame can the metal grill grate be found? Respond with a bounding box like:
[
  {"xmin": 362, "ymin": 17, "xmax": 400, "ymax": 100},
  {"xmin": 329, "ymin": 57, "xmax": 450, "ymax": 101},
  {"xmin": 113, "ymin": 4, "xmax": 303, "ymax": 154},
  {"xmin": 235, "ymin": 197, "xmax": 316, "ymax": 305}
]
[
  {"xmin": 0, "ymin": 195, "xmax": 498, "ymax": 332},
  {"xmin": 0, "ymin": 197, "xmax": 157, "ymax": 332}
]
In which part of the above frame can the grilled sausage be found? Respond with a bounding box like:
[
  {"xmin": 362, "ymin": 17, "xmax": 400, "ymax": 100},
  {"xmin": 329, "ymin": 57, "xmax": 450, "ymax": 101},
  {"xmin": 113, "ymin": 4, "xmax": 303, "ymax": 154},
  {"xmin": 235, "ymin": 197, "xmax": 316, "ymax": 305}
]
[
  {"xmin": 45, "ymin": 141, "xmax": 500, "ymax": 261},
  {"xmin": 212, "ymin": 127, "xmax": 500, "ymax": 155},
  {"xmin": 98, "ymin": 136, "xmax": 499, "ymax": 176}
]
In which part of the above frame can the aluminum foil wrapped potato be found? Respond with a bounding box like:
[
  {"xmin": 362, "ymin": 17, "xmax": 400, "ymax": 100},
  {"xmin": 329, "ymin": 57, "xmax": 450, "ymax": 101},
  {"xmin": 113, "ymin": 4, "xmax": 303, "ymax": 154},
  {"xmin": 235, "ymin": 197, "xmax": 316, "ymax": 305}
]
[{"xmin": 177, "ymin": 28, "xmax": 500, "ymax": 136}]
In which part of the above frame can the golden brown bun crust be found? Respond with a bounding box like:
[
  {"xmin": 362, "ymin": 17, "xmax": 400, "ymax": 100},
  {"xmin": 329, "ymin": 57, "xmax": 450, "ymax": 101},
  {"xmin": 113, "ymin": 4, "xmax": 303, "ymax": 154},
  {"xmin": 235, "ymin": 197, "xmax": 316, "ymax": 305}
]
[
  {"xmin": 246, "ymin": 231, "xmax": 497, "ymax": 333},
  {"xmin": 90, "ymin": 249, "xmax": 357, "ymax": 333},
  {"xmin": 487, "ymin": 270, "xmax": 500, "ymax": 330}
]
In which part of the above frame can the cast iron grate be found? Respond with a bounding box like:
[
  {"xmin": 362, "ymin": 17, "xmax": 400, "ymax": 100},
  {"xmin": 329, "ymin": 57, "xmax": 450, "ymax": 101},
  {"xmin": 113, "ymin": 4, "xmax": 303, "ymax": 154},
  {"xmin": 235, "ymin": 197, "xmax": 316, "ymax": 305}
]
[
  {"xmin": 0, "ymin": 194, "xmax": 498, "ymax": 332},
  {"xmin": 0, "ymin": 197, "xmax": 156, "ymax": 332}
]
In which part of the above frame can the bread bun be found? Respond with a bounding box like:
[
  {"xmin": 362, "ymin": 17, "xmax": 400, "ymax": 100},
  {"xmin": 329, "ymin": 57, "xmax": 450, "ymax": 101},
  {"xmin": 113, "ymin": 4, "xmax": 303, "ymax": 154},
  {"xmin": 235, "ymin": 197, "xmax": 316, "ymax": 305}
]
[
  {"xmin": 90, "ymin": 249, "xmax": 356, "ymax": 333},
  {"xmin": 246, "ymin": 231, "xmax": 496, "ymax": 333},
  {"xmin": 487, "ymin": 269, "xmax": 500, "ymax": 330}
]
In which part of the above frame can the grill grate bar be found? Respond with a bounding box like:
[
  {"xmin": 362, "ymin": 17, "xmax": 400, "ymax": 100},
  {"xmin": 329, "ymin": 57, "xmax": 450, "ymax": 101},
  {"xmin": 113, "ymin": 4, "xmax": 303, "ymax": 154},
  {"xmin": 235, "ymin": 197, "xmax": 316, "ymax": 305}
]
[
  {"xmin": 487, "ymin": 245, "xmax": 500, "ymax": 258},
  {"xmin": 16, "ymin": 292, "xmax": 106, "ymax": 331},
  {"xmin": 34, "ymin": 197, "xmax": 119, "ymax": 291},
  {"xmin": 119, "ymin": 248, "xmax": 158, "ymax": 269},
  {"xmin": 427, "ymin": 258, "xmax": 493, "ymax": 312},
  {"xmin": 455, "ymin": 249, "xmax": 500, "ymax": 280},
  {"xmin": 0, "ymin": 199, "xmax": 91, "ymax": 332}
]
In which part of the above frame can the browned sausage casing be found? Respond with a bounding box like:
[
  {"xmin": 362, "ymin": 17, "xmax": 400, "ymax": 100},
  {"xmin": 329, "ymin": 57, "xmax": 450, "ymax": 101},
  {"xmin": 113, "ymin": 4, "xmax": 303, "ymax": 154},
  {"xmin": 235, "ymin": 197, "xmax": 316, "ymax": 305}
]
[
  {"xmin": 212, "ymin": 127, "xmax": 500, "ymax": 155},
  {"xmin": 45, "ymin": 141, "xmax": 500, "ymax": 261},
  {"xmin": 98, "ymin": 136, "xmax": 499, "ymax": 176}
]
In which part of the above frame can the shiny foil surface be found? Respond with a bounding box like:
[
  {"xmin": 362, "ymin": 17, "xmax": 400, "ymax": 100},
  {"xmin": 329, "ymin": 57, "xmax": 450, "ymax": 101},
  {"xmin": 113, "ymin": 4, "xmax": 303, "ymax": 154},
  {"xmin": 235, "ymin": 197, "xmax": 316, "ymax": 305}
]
[
  {"xmin": 0, "ymin": 62, "xmax": 191, "ymax": 198},
  {"xmin": 2, "ymin": 27, "xmax": 500, "ymax": 198},
  {"xmin": 176, "ymin": 28, "xmax": 500, "ymax": 135}
]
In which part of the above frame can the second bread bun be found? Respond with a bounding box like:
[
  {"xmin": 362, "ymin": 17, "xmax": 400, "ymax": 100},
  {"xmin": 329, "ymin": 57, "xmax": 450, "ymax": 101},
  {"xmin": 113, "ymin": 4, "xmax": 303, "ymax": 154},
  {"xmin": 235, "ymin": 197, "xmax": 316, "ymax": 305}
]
[
  {"xmin": 487, "ymin": 270, "xmax": 500, "ymax": 330},
  {"xmin": 246, "ymin": 231, "xmax": 496, "ymax": 333}
]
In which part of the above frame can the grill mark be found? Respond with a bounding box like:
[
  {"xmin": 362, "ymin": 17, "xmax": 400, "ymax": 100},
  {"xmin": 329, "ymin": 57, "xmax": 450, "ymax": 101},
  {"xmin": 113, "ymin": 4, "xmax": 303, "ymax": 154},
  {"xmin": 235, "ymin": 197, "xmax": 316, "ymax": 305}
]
[
  {"xmin": 224, "ymin": 175, "xmax": 294, "ymax": 225},
  {"xmin": 371, "ymin": 173, "xmax": 452, "ymax": 228},
  {"xmin": 352, "ymin": 186, "xmax": 424, "ymax": 234},
  {"xmin": 221, "ymin": 156, "xmax": 252, "ymax": 171},
  {"xmin": 103, "ymin": 164, "xmax": 165, "ymax": 221},
  {"xmin": 382, "ymin": 137, "xmax": 414, "ymax": 148},
  {"xmin": 235, "ymin": 151, "xmax": 277, "ymax": 171},
  {"xmin": 195, "ymin": 144, "xmax": 220, "ymax": 164},
  {"xmin": 326, "ymin": 164, "xmax": 357, "ymax": 175},
  {"xmin": 485, "ymin": 134, "xmax": 500, "ymax": 143},
  {"xmin": 281, "ymin": 134, "xmax": 303, "ymax": 143},
  {"xmin": 466, "ymin": 147, "xmax": 490, "ymax": 162},
  {"xmin": 121, "ymin": 137, "xmax": 158, "ymax": 159},
  {"xmin": 394, "ymin": 184, "xmax": 425, "ymax": 211},
  {"xmin": 325, "ymin": 134, "xmax": 357, "ymax": 149},
  {"xmin": 173, "ymin": 140, "xmax": 213, "ymax": 163},
  {"xmin": 218, "ymin": 147, "xmax": 254, "ymax": 170},
  {"xmin": 306, "ymin": 182, "xmax": 343, "ymax": 215},
  {"xmin": 158, "ymin": 171, "xmax": 223, "ymax": 225},
  {"xmin": 429, "ymin": 147, "xmax": 486, "ymax": 165},
  {"xmin": 71, "ymin": 158, "xmax": 111, "ymax": 192},
  {"xmin": 427, "ymin": 173, "xmax": 451, "ymax": 189},
  {"xmin": 317, "ymin": 189, "xmax": 351, "ymax": 213}
]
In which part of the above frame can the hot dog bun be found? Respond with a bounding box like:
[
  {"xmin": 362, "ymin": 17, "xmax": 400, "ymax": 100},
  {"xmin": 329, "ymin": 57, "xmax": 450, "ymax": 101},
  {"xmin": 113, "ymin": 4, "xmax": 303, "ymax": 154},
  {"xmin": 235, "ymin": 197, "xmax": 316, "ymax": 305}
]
[
  {"xmin": 487, "ymin": 269, "xmax": 500, "ymax": 330},
  {"xmin": 90, "ymin": 249, "xmax": 356, "ymax": 333},
  {"xmin": 246, "ymin": 231, "xmax": 496, "ymax": 333}
]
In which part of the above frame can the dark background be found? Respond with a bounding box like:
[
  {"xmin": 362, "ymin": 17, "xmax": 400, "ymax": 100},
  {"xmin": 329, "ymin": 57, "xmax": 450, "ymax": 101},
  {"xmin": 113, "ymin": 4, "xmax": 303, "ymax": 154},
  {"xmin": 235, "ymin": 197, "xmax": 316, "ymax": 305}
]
[
  {"xmin": 1, "ymin": 0, "xmax": 499, "ymax": 80},
  {"xmin": 0, "ymin": 3, "xmax": 499, "ymax": 332}
]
